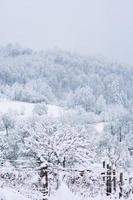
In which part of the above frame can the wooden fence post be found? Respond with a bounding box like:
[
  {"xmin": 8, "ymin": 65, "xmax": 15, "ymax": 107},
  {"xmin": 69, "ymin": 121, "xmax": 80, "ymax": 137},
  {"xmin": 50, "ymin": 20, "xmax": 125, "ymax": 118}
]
[
  {"xmin": 106, "ymin": 164, "xmax": 112, "ymax": 196},
  {"xmin": 39, "ymin": 165, "xmax": 48, "ymax": 200},
  {"xmin": 113, "ymin": 169, "xmax": 116, "ymax": 193},
  {"xmin": 119, "ymin": 173, "xmax": 123, "ymax": 198},
  {"xmin": 102, "ymin": 161, "xmax": 106, "ymax": 182}
]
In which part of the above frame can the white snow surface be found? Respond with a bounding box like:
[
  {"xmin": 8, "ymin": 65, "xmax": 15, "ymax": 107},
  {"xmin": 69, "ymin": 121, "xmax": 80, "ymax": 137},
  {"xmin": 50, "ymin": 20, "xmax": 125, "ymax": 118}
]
[
  {"xmin": 0, "ymin": 99, "xmax": 63, "ymax": 118},
  {"xmin": 49, "ymin": 183, "xmax": 85, "ymax": 200},
  {"xmin": 95, "ymin": 122, "xmax": 104, "ymax": 133},
  {"xmin": 49, "ymin": 183, "xmax": 124, "ymax": 200},
  {"xmin": 47, "ymin": 104, "xmax": 64, "ymax": 118},
  {"xmin": 0, "ymin": 99, "xmax": 33, "ymax": 117},
  {"xmin": 0, "ymin": 187, "xmax": 29, "ymax": 200},
  {"xmin": 0, "ymin": 185, "xmax": 130, "ymax": 200}
]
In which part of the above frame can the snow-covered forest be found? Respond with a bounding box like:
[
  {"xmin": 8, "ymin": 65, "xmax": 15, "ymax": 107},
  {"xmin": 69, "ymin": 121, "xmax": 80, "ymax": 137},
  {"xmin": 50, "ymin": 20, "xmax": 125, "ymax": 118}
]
[{"xmin": 0, "ymin": 44, "xmax": 133, "ymax": 199}]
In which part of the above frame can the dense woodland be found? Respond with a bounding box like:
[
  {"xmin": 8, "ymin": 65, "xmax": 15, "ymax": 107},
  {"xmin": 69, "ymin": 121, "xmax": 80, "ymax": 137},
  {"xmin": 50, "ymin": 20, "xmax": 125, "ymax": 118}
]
[
  {"xmin": 0, "ymin": 44, "xmax": 133, "ymax": 199},
  {"xmin": 0, "ymin": 44, "xmax": 133, "ymax": 108}
]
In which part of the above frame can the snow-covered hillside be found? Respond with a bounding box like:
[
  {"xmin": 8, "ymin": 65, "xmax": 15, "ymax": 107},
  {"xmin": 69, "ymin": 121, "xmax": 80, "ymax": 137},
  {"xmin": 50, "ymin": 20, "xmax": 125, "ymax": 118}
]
[
  {"xmin": 0, "ymin": 99, "xmax": 33, "ymax": 117},
  {"xmin": 0, "ymin": 99, "xmax": 104, "ymax": 132},
  {"xmin": 0, "ymin": 99, "xmax": 64, "ymax": 118}
]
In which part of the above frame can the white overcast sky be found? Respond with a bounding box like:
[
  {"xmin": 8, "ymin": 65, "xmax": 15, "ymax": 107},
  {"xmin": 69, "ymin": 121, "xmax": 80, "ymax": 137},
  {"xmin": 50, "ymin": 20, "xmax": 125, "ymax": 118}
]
[{"xmin": 0, "ymin": 0, "xmax": 133, "ymax": 64}]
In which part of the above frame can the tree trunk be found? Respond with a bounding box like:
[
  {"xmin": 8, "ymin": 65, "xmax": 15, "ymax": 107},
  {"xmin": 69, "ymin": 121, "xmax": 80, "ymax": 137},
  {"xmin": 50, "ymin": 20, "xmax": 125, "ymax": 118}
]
[
  {"xmin": 63, "ymin": 157, "xmax": 66, "ymax": 168},
  {"xmin": 5, "ymin": 126, "xmax": 8, "ymax": 136}
]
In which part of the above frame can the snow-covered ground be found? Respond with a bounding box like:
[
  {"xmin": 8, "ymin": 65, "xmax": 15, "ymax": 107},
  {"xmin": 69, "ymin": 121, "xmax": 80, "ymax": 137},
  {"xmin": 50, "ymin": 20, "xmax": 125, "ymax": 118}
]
[
  {"xmin": 49, "ymin": 183, "xmax": 120, "ymax": 200},
  {"xmin": 47, "ymin": 104, "xmax": 64, "ymax": 118},
  {"xmin": 0, "ymin": 99, "xmax": 104, "ymax": 130},
  {"xmin": 0, "ymin": 183, "xmax": 85, "ymax": 200},
  {"xmin": 49, "ymin": 183, "xmax": 85, "ymax": 200},
  {"xmin": 0, "ymin": 99, "xmax": 33, "ymax": 117},
  {"xmin": 0, "ymin": 187, "xmax": 29, "ymax": 200},
  {"xmin": 95, "ymin": 122, "xmax": 104, "ymax": 133},
  {"xmin": 0, "ymin": 99, "xmax": 64, "ymax": 118},
  {"xmin": 0, "ymin": 185, "xmax": 129, "ymax": 200}
]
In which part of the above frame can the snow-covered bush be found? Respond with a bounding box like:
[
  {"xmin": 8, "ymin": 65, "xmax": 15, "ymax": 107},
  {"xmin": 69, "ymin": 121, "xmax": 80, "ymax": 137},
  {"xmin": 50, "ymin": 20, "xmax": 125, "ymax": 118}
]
[{"xmin": 33, "ymin": 102, "xmax": 48, "ymax": 116}]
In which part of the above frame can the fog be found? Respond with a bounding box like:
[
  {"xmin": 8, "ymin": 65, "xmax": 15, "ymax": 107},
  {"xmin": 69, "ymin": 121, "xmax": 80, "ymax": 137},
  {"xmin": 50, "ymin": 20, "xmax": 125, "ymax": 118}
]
[{"xmin": 0, "ymin": 0, "xmax": 133, "ymax": 64}]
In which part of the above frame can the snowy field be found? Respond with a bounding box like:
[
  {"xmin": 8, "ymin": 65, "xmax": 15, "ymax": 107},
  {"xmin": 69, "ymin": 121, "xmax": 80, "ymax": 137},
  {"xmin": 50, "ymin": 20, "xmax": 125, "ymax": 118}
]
[
  {"xmin": 0, "ymin": 185, "xmax": 128, "ymax": 200},
  {"xmin": 0, "ymin": 184, "xmax": 83, "ymax": 200},
  {"xmin": 0, "ymin": 187, "xmax": 29, "ymax": 200},
  {"xmin": 0, "ymin": 99, "xmax": 104, "ymax": 132},
  {"xmin": 0, "ymin": 99, "xmax": 64, "ymax": 118}
]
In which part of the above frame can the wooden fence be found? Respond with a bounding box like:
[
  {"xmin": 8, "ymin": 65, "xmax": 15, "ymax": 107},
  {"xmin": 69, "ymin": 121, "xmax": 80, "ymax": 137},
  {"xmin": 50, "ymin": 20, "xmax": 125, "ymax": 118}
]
[
  {"xmin": 39, "ymin": 161, "xmax": 133, "ymax": 199},
  {"xmin": 101, "ymin": 161, "xmax": 133, "ymax": 199},
  {"xmin": 101, "ymin": 161, "xmax": 123, "ymax": 198}
]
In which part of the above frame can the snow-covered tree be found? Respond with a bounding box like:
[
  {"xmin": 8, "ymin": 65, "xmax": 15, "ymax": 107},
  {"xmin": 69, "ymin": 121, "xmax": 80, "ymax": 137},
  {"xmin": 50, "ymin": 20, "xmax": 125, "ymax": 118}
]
[
  {"xmin": 0, "ymin": 112, "xmax": 15, "ymax": 136},
  {"xmin": 33, "ymin": 102, "xmax": 48, "ymax": 116},
  {"xmin": 24, "ymin": 116, "xmax": 93, "ymax": 169},
  {"xmin": 70, "ymin": 86, "xmax": 96, "ymax": 112}
]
